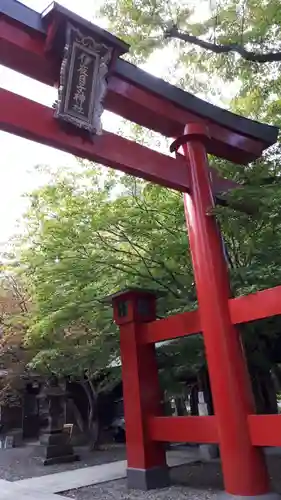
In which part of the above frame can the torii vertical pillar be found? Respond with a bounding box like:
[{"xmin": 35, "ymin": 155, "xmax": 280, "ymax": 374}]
[
  {"xmin": 110, "ymin": 289, "xmax": 168, "ymax": 490},
  {"xmin": 179, "ymin": 123, "xmax": 273, "ymax": 499}
]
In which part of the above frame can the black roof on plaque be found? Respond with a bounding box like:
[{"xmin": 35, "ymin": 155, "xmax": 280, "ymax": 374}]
[
  {"xmin": 113, "ymin": 59, "xmax": 278, "ymax": 145},
  {"xmin": 41, "ymin": 2, "xmax": 130, "ymax": 55},
  {"xmin": 1, "ymin": 0, "xmax": 279, "ymax": 146}
]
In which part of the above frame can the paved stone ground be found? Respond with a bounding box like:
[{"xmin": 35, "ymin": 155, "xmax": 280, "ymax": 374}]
[
  {"xmin": 63, "ymin": 478, "xmax": 217, "ymax": 500},
  {"xmin": 13, "ymin": 447, "xmax": 199, "ymax": 494},
  {"xmin": 0, "ymin": 479, "xmax": 66, "ymax": 500},
  {"xmin": 2, "ymin": 444, "xmax": 281, "ymax": 499},
  {"xmin": 0, "ymin": 443, "xmax": 126, "ymax": 481},
  {"xmin": 0, "ymin": 447, "xmax": 201, "ymax": 499}
]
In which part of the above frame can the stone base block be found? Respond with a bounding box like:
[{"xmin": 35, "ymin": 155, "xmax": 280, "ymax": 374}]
[
  {"xmin": 41, "ymin": 443, "xmax": 74, "ymax": 460},
  {"xmin": 40, "ymin": 433, "xmax": 68, "ymax": 446},
  {"xmin": 127, "ymin": 466, "xmax": 169, "ymax": 490},
  {"xmin": 40, "ymin": 430, "xmax": 79, "ymax": 466}
]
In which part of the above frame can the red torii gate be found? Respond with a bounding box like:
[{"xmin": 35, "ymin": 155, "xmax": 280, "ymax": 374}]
[{"xmin": 0, "ymin": 1, "xmax": 280, "ymax": 498}]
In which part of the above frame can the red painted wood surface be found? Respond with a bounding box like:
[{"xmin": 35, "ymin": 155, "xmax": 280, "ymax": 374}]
[
  {"xmin": 140, "ymin": 309, "xmax": 201, "ymax": 344},
  {"xmin": 1, "ymin": 8, "xmax": 281, "ymax": 485},
  {"xmin": 229, "ymin": 285, "xmax": 281, "ymax": 325},
  {"xmin": 0, "ymin": 15, "xmax": 267, "ymax": 164},
  {"xmin": 182, "ymin": 123, "xmax": 270, "ymax": 496},
  {"xmin": 0, "ymin": 89, "xmax": 188, "ymax": 191},
  {"xmin": 148, "ymin": 416, "xmax": 218, "ymax": 443},
  {"xmin": 0, "ymin": 88, "xmax": 242, "ymax": 197},
  {"xmin": 114, "ymin": 292, "xmax": 166, "ymax": 470},
  {"xmin": 141, "ymin": 285, "xmax": 281, "ymax": 344},
  {"xmin": 248, "ymin": 415, "xmax": 281, "ymax": 447},
  {"xmin": 0, "ymin": 17, "xmax": 58, "ymax": 85},
  {"xmin": 107, "ymin": 77, "xmax": 263, "ymax": 164}
]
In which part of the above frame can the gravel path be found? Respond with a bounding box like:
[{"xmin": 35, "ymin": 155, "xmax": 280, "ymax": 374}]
[
  {"xmin": 62, "ymin": 455, "xmax": 281, "ymax": 500},
  {"xmin": 0, "ymin": 443, "xmax": 126, "ymax": 481},
  {"xmin": 63, "ymin": 478, "xmax": 217, "ymax": 500},
  {"xmin": 170, "ymin": 455, "xmax": 281, "ymax": 493}
]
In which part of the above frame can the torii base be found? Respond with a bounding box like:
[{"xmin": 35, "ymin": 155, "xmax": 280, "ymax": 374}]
[
  {"xmin": 127, "ymin": 466, "xmax": 170, "ymax": 490},
  {"xmin": 219, "ymin": 492, "xmax": 281, "ymax": 500}
]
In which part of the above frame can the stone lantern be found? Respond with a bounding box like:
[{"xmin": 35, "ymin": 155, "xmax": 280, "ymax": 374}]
[{"xmin": 38, "ymin": 376, "xmax": 78, "ymax": 465}]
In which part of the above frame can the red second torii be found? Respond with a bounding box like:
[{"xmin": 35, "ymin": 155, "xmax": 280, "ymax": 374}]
[{"xmin": 0, "ymin": 2, "xmax": 280, "ymax": 499}]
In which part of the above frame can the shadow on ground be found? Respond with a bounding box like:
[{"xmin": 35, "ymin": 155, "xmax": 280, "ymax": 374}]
[{"xmin": 171, "ymin": 455, "xmax": 281, "ymax": 493}]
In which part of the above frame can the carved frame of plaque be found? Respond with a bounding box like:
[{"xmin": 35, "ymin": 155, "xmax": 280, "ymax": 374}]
[{"xmin": 54, "ymin": 23, "xmax": 113, "ymax": 135}]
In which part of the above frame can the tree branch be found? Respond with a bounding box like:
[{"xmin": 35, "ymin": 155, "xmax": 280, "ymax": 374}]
[
  {"xmin": 164, "ymin": 25, "xmax": 281, "ymax": 63},
  {"xmin": 102, "ymin": 225, "xmax": 186, "ymax": 288}
]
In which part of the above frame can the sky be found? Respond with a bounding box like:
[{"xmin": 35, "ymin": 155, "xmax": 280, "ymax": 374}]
[{"xmin": 0, "ymin": 0, "xmax": 181, "ymax": 248}]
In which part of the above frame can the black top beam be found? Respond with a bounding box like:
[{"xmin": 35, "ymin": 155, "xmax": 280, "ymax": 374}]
[
  {"xmin": 114, "ymin": 60, "xmax": 277, "ymax": 145},
  {"xmin": 1, "ymin": 0, "xmax": 43, "ymax": 31},
  {"xmin": 1, "ymin": 0, "xmax": 278, "ymax": 147}
]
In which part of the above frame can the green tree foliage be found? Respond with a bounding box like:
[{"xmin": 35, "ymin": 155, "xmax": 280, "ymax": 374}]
[
  {"xmin": 16, "ymin": 165, "xmax": 195, "ymax": 377},
  {"xmin": 0, "ymin": 273, "xmax": 31, "ymax": 405},
  {"xmin": 99, "ymin": 1, "xmax": 281, "ymax": 405},
  {"xmin": 4, "ymin": 0, "xmax": 281, "ymax": 415},
  {"xmin": 12, "ymin": 148, "xmax": 281, "ymax": 408},
  {"xmin": 101, "ymin": 0, "xmax": 281, "ymax": 121},
  {"xmin": 101, "ymin": 0, "xmax": 192, "ymax": 61}
]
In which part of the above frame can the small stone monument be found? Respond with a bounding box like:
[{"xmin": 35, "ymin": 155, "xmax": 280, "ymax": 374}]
[
  {"xmin": 38, "ymin": 376, "xmax": 79, "ymax": 465},
  {"xmin": 4, "ymin": 435, "xmax": 14, "ymax": 449}
]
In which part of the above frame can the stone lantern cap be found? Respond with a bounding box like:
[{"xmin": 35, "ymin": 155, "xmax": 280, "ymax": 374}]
[
  {"xmin": 101, "ymin": 287, "xmax": 166, "ymax": 304},
  {"xmin": 37, "ymin": 376, "xmax": 67, "ymax": 399}
]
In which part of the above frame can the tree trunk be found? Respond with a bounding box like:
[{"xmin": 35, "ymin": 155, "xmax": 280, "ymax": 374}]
[
  {"xmin": 190, "ymin": 384, "xmax": 199, "ymax": 416},
  {"xmin": 67, "ymin": 398, "xmax": 85, "ymax": 434},
  {"xmin": 174, "ymin": 396, "xmax": 185, "ymax": 416},
  {"xmin": 82, "ymin": 379, "xmax": 100, "ymax": 451},
  {"xmin": 260, "ymin": 370, "xmax": 278, "ymax": 414},
  {"xmin": 272, "ymin": 365, "xmax": 281, "ymax": 393},
  {"xmin": 248, "ymin": 364, "xmax": 278, "ymax": 414}
]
